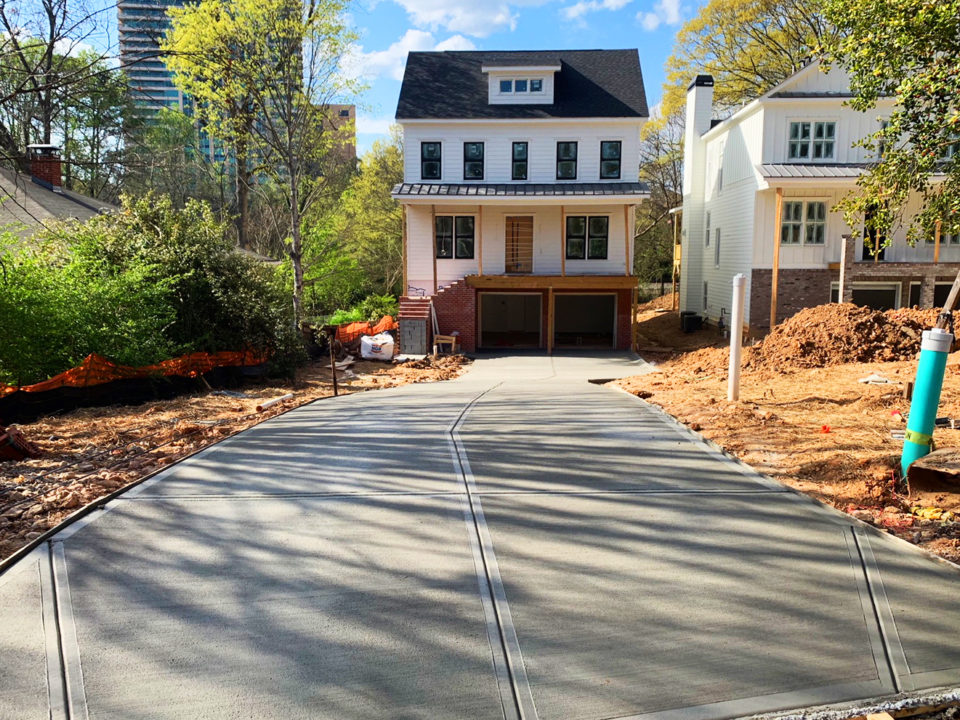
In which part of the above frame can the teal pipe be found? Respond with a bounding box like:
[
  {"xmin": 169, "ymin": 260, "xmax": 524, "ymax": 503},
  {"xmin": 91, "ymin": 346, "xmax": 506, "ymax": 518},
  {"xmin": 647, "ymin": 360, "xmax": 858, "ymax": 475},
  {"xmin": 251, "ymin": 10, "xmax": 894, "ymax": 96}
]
[{"xmin": 902, "ymin": 328, "xmax": 954, "ymax": 476}]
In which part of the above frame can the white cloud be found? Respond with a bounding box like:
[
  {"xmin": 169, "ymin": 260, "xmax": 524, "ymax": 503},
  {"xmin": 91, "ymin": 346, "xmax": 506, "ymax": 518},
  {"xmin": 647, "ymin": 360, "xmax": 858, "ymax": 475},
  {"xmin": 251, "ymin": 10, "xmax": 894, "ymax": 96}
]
[
  {"xmin": 637, "ymin": 0, "xmax": 681, "ymax": 30},
  {"xmin": 389, "ymin": 0, "xmax": 552, "ymax": 38},
  {"xmin": 345, "ymin": 28, "xmax": 477, "ymax": 82},
  {"xmin": 561, "ymin": 0, "xmax": 631, "ymax": 21},
  {"xmin": 356, "ymin": 113, "xmax": 396, "ymax": 136}
]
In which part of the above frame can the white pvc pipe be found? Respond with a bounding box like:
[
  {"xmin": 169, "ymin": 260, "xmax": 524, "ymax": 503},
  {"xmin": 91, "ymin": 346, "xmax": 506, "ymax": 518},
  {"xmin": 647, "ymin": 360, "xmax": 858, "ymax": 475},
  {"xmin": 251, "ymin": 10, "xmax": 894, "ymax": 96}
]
[
  {"xmin": 728, "ymin": 273, "xmax": 746, "ymax": 402},
  {"xmin": 256, "ymin": 393, "xmax": 294, "ymax": 412}
]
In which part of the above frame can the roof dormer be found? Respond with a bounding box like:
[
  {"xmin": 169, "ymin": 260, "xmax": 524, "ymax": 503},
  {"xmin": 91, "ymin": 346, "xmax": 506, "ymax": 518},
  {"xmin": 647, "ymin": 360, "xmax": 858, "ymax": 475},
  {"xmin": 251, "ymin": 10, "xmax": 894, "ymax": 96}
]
[{"xmin": 481, "ymin": 64, "xmax": 559, "ymax": 105}]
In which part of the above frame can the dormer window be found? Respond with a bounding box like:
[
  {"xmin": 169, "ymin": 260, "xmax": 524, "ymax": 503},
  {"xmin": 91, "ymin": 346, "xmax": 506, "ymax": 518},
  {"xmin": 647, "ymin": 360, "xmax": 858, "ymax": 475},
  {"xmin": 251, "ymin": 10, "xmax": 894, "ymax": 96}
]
[
  {"xmin": 500, "ymin": 79, "xmax": 512, "ymax": 93},
  {"xmin": 530, "ymin": 79, "xmax": 542, "ymax": 92},
  {"xmin": 483, "ymin": 64, "xmax": 559, "ymax": 105},
  {"xmin": 515, "ymin": 79, "xmax": 528, "ymax": 92},
  {"xmin": 497, "ymin": 78, "xmax": 542, "ymax": 95}
]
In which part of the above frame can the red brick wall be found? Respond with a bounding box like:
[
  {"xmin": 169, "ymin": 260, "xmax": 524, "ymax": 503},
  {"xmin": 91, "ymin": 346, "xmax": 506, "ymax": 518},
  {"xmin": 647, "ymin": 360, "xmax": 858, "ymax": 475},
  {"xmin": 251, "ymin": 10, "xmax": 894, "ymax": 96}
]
[
  {"xmin": 433, "ymin": 280, "xmax": 477, "ymax": 352},
  {"xmin": 30, "ymin": 158, "xmax": 62, "ymax": 187},
  {"xmin": 616, "ymin": 289, "xmax": 632, "ymax": 350},
  {"xmin": 750, "ymin": 268, "xmax": 836, "ymax": 334}
]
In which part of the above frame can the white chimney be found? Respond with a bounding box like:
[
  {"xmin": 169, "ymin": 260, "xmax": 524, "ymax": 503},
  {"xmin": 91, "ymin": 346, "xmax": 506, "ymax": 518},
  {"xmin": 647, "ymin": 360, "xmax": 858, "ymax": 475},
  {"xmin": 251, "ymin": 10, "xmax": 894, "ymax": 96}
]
[{"xmin": 682, "ymin": 74, "xmax": 714, "ymax": 196}]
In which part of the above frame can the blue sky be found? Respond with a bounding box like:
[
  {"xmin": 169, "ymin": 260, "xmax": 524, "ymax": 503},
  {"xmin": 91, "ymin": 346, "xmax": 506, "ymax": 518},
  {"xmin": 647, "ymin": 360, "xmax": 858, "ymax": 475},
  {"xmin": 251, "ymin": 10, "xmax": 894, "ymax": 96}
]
[{"xmin": 347, "ymin": 0, "xmax": 696, "ymax": 153}]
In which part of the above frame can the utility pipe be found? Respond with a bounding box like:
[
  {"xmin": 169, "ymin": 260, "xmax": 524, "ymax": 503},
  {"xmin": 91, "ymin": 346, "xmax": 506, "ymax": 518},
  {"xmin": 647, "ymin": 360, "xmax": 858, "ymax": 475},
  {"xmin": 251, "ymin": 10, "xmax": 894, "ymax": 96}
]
[
  {"xmin": 727, "ymin": 274, "xmax": 746, "ymax": 402},
  {"xmin": 256, "ymin": 393, "xmax": 294, "ymax": 413},
  {"xmin": 901, "ymin": 328, "xmax": 954, "ymax": 475}
]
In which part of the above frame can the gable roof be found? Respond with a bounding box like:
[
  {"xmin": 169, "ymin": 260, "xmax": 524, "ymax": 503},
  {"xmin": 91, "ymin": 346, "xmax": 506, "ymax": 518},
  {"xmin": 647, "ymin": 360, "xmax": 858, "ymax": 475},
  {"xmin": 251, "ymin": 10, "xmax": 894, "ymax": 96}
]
[
  {"xmin": 395, "ymin": 50, "xmax": 648, "ymax": 121},
  {"xmin": 0, "ymin": 168, "xmax": 116, "ymax": 238}
]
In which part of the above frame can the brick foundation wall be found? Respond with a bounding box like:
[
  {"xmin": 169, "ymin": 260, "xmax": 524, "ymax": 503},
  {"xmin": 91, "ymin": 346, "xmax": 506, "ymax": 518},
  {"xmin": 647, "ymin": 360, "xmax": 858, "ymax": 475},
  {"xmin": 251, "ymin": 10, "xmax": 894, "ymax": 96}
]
[
  {"xmin": 750, "ymin": 268, "xmax": 836, "ymax": 335},
  {"xmin": 616, "ymin": 289, "xmax": 632, "ymax": 351},
  {"xmin": 432, "ymin": 280, "xmax": 477, "ymax": 352}
]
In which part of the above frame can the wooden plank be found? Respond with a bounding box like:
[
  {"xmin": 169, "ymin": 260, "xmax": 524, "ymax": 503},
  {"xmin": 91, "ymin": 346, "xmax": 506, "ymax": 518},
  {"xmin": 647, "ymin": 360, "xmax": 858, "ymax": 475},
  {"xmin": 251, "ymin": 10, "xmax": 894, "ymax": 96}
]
[
  {"xmin": 431, "ymin": 204, "xmax": 437, "ymax": 295},
  {"xmin": 631, "ymin": 286, "xmax": 638, "ymax": 350},
  {"xmin": 561, "ymin": 205, "xmax": 566, "ymax": 277},
  {"xmin": 935, "ymin": 219, "xmax": 942, "ymax": 264},
  {"xmin": 401, "ymin": 204, "xmax": 408, "ymax": 296},
  {"xmin": 770, "ymin": 187, "xmax": 783, "ymax": 330},
  {"xmin": 671, "ymin": 209, "xmax": 679, "ymax": 310},
  {"xmin": 466, "ymin": 274, "xmax": 636, "ymax": 290},
  {"xmin": 546, "ymin": 287, "xmax": 554, "ymax": 355},
  {"xmin": 478, "ymin": 205, "xmax": 483, "ymax": 276}
]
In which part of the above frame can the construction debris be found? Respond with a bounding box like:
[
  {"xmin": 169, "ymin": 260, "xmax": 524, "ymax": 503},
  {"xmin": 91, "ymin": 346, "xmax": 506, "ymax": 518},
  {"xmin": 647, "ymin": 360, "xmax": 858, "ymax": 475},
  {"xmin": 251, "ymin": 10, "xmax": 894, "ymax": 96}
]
[{"xmin": 0, "ymin": 426, "xmax": 41, "ymax": 461}]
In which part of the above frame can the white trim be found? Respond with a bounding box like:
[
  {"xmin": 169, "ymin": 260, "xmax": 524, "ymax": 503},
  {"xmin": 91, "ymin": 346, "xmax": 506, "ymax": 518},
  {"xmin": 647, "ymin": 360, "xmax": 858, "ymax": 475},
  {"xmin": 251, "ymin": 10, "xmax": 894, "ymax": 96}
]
[
  {"xmin": 394, "ymin": 194, "xmax": 649, "ymax": 205},
  {"xmin": 397, "ymin": 117, "xmax": 646, "ymax": 126},
  {"xmin": 481, "ymin": 64, "xmax": 561, "ymax": 73}
]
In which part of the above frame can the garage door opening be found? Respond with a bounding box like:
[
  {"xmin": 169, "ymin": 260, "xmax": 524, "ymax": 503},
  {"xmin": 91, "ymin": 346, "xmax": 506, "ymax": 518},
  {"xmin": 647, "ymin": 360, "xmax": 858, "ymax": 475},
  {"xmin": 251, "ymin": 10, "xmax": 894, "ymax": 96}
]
[
  {"xmin": 554, "ymin": 294, "xmax": 615, "ymax": 348},
  {"xmin": 480, "ymin": 293, "xmax": 541, "ymax": 348}
]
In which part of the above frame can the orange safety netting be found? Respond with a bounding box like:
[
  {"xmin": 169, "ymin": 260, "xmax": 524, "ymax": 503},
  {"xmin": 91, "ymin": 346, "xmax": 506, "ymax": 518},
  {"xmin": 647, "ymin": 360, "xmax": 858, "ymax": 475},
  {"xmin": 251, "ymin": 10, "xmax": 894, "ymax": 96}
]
[
  {"xmin": 336, "ymin": 315, "xmax": 397, "ymax": 344},
  {"xmin": 0, "ymin": 350, "xmax": 266, "ymax": 395}
]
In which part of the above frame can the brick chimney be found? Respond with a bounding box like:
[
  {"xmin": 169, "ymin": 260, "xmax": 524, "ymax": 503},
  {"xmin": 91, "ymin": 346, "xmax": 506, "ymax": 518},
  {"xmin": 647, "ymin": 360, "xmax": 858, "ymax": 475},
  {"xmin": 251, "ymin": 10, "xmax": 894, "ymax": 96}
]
[{"xmin": 27, "ymin": 144, "xmax": 62, "ymax": 188}]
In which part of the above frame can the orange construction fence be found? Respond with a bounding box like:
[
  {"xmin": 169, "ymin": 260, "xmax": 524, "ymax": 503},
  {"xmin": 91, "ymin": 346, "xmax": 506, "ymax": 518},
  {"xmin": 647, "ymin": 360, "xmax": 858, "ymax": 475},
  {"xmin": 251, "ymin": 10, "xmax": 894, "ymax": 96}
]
[
  {"xmin": 335, "ymin": 315, "xmax": 397, "ymax": 345},
  {"xmin": 0, "ymin": 349, "xmax": 267, "ymax": 396}
]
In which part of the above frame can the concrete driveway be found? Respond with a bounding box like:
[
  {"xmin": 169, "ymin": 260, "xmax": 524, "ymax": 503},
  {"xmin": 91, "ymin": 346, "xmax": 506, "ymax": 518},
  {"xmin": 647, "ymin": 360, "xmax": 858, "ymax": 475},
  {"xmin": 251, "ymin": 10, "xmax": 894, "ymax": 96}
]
[{"xmin": 2, "ymin": 353, "xmax": 960, "ymax": 720}]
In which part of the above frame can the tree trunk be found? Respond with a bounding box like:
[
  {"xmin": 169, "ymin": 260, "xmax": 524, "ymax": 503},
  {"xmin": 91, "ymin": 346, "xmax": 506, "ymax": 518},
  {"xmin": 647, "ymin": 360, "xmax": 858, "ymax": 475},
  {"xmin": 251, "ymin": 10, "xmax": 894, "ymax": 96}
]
[
  {"xmin": 235, "ymin": 143, "xmax": 250, "ymax": 249},
  {"xmin": 289, "ymin": 169, "xmax": 303, "ymax": 328}
]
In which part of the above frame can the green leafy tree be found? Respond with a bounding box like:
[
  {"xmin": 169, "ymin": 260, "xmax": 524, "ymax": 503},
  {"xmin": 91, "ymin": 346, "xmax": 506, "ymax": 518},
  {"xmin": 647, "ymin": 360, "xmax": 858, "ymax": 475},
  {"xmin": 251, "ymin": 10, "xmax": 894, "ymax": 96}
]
[
  {"xmin": 822, "ymin": 0, "xmax": 960, "ymax": 245},
  {"xmin": 659, "ymin": 0, "xmax": 833, "ymax": 121}
]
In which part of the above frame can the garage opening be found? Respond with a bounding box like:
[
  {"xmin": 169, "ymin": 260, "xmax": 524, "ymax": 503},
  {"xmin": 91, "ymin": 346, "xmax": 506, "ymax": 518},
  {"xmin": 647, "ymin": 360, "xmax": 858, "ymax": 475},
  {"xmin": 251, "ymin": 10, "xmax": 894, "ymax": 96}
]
[
  {"xmin": 554, "ymin": 294, "xmax": 615, "ymax": 348},
  {"xmin": 480, "ymin": 293, "xmax": 541, "ymax": 348}
]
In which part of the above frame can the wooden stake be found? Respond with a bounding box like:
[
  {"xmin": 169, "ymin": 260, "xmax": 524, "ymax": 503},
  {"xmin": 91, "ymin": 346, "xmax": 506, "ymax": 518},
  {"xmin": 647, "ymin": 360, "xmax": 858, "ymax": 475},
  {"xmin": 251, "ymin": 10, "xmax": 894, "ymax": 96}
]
[
  {"xmin": 671, "ymin": 210, "xmax": 679, "ymax": 310},
  {"xmin": 430, "ymin": 204, "xmax": 437, "ymax": 294},
  {"xmin": 934, "ymin": 219, "xmax": 942, "ymax": 264},
  {"xmin": 770, "ymin": 187, "xmax": 783, "ymax": 331},
  {"xmin": 328, "ymin": 330, "xmax": 339, "ymax": 397},
  {"xmin": 560, "ymin": 206, "xmax": 566, "ymax": 277}
]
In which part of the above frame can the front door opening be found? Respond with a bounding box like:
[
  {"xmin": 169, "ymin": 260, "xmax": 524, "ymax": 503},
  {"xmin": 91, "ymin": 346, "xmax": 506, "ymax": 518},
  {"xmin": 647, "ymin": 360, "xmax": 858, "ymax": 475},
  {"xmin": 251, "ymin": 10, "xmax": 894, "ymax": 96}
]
[
  {"xmin": 505, "ymin": 216, "xmax": 534, "ymax": 274},
  {"xmin": 480, "ymin": 293, "xmax": 541, "ymax": 348},
  {"xmin": 554, "ymin": 294, "xmax": 615, "ymax": 348}
]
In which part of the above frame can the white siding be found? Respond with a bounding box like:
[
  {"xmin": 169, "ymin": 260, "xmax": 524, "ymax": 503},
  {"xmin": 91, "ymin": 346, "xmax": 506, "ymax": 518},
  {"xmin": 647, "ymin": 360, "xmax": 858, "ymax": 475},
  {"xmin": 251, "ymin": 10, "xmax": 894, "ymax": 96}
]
[
  {"xmin": 405, "ymin": 203, "xmax": 632, "ymax": 293},
  {"xmin": 402, "ymin": 121, "xmax": 643, "ymax": 184}
]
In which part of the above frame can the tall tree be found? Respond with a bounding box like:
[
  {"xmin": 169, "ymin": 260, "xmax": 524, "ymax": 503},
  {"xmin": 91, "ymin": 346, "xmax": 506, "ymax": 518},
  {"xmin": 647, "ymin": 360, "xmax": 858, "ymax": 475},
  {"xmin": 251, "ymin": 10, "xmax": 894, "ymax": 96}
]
[
  {"xmin": 659, "ymin": 0, "xmax": 833, "ymax": 121},
  {"xmin": 164, "ymin": 0, "xmax": 359, "ymax": 325},
  {"xmin": 822, "ymin": 0, "xmax": 960, "ymax": 245}
]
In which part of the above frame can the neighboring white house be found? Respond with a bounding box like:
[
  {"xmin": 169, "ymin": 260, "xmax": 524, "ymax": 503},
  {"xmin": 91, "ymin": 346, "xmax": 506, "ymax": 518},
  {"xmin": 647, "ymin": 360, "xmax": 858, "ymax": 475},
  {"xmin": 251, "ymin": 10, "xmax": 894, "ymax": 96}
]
[
  {"xmin": 680, "ymin": 61, "xmax": 957, "ymax": 335},
  {"xmin": 392, "ymin": 50, "xmax": 650, "ymax": 353}
]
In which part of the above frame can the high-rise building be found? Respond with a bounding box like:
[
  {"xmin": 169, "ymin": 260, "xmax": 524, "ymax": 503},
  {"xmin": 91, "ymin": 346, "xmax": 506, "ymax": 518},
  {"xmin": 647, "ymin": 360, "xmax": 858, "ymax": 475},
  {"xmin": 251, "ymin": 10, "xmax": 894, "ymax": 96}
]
[{"xmin": 117, "ymin": 0, "xmax": 188, "ymax": 113}]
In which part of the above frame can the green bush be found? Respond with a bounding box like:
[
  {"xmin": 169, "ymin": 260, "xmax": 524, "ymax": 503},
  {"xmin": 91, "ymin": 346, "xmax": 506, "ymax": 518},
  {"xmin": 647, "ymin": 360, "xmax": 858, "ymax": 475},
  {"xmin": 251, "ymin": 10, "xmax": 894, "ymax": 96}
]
[
  {"xmin": 326, "ymin": 294, "xmax": 398, "ymax": 327},
  {"xmin": 0, "ymin": 195, "xmax": 302, "ymax": 386}
]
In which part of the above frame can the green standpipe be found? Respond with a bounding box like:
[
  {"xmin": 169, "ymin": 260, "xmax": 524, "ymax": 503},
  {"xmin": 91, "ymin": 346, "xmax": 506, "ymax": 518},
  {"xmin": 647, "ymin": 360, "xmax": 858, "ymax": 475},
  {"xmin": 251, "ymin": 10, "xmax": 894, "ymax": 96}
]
[{"xmin": 901, "ymin": 327, "xmax": 955, "ymax": 477}]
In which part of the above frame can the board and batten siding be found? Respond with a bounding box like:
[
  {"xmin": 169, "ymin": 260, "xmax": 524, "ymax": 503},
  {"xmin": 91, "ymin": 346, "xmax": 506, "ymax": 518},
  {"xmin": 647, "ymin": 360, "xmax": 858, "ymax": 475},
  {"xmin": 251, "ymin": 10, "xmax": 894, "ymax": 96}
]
[
  {"xmin": 402, "ymin": 121, "xmax": 642, "ymax": 184},
  {"xmin": 405, "ymin": 203, "xmax": 632, "ymax": 292}
]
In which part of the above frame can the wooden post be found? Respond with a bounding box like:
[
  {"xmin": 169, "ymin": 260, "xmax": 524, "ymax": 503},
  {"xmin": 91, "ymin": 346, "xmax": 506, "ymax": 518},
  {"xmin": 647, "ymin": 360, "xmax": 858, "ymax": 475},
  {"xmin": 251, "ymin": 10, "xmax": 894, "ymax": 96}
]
[
  {"xmin": 560, "ymin": 206, "xmax": 566, "ymax": 277},
  {"xmin": 631, "ymin": 286, "xmax": 638, "ymax": 350},
  {"xmin": 770, "ymin": 187, "xmax": 783, "ymax": 331},
  {"xmin": 934, "ymin": 220, "xmax": 942, "ymax": 264},
  {"xmin": 546, "ymin": 287, "xmax": 554, "ymax": 355},
  {"xmin": 671, "ymin": 210, "xmax": 679, "ymax": 310},
  {"xmin": 477, "ymin": 205, "xmax": 483, "ymax": 276},
  {"xmin": 328, "ymin": 329, "xmax": 339, "ymax": 397},
  {"xmin": 430, "ymin": 204, "xmax": 437, "ymax": 294},
  {"xmin": 401, "ymin": 205, "xmax": 408, "ymax": 296},
  {"xmin": 624, "ymin": 205, "xmax": 631, "ymax": 276}
]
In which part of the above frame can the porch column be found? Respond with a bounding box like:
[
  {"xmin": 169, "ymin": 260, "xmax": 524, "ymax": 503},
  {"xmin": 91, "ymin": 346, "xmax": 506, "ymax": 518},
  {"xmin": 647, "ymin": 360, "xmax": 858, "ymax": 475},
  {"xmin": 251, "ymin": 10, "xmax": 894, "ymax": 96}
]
[
  {"xmin": 560, "ymin": 206, "xmax": 566, "ymax": 277},
  {"xmin": 840, "ymin": 234, "xmax": 856, "ymax": 303},
  {"xmin": 546, "ymin": 287, "xmax": 554, "ymax": 355},
  {"xmin": 401, "ymin": 205, "xmax": 408, "ymax": 295},
  {"xmin": 431, "ymin": 204, "xmax": 437, "ymax": 294},
  {"xmin": 624, "ymin": 205, "xmax": 631, "ymax": 276},
  {"xmin": 770, "ymin": 187, "xmax": 783, "ymax": 330},
  {"xmin": 477, "ymin": 205, "xmax": 483, "ymax": 276}
]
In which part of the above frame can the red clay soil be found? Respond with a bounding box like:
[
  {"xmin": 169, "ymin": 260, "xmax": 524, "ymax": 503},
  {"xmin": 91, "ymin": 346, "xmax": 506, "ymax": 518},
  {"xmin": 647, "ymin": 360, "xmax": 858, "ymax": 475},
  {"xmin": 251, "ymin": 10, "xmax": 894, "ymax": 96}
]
[
  {"xmin": 619, "ymin": 300, "xmax": 960, "ymax": 563},
  {"xmin": 0, "ymin": 355, "xmax": 470, "ymax": 563}
]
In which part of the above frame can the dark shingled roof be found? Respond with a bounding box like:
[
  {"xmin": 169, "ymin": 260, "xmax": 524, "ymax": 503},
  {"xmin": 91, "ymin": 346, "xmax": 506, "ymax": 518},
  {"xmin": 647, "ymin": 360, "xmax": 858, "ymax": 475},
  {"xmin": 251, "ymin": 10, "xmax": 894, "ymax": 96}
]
[
  {"xmin": 391, "ymin": 182, "xmax": 650, "ymax": 198},
  {"xmin": 395, "ymin": 50, "xmax": 648, "ymax": 120}
]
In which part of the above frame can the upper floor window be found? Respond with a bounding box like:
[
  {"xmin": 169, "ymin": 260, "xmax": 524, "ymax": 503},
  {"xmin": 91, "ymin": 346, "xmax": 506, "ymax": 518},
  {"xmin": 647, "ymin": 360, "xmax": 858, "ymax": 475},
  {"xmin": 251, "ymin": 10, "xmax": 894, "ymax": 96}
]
[
  {"xmin": 435, "ymin": 216, "xmax": 475, "ymax": 259},
  {"xmin": 781, "ymin": 201, "xmax": 826, "ymax": 245},
  {"xmin": 926, "ymin": 225, "xmax": 960, "ymax": 245},
  {"xmin": 565, "ymin": 216, "xmax": 609, "ymax": 259},
  {"xmin": 463, "ymin": 142, "xmax": 484, "ymax": 180},
  {"xmin": 943, "ymin": 139, "xmax": 960, "ymax": 159},
  {"xmin": 421, "ymin": 142, "xmax": 441, "ymax": 180},
  {"xmin": 788, "ymin": 122, "xmax": 835, "ymax": 160},
  {"xmin": 512, "ymin": 142, "xmax": 528, "ymax": 180},
  {"xmin": 600, "ymin": 141, "xmax": 621, "ymax": 179},
  {"xmin": 705, "ymin": 211, "xmax": 711, "ymax": 247},
  {"xmin": 714, "ymin": 228, "xmax": 721, "ymax": 266},
  {"xmin": 557, "ymin": 141, "xmax": 577, "ymax": 179},
  {"xmin": 498, "ymin": 78, "xmax": 544, "ymax": 94}
]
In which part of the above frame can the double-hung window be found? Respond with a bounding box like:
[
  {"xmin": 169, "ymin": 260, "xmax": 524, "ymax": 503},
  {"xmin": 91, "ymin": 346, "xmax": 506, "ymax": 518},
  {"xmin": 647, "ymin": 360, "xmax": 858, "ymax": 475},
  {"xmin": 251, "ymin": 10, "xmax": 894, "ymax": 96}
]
[
  {"xmin": 435, "ymin": 216, "xmax": 475, "ymax": 259},
  {"xmin": 600, "ymin": 141, "xmax": 621, "ymax": 179},
  {"xmin": 512, "ymin": 142, "xmax": 528, "ymax": 180},
  {"xmin": 463, "ymin": 142, "xmax": 484, "ymax": 180},
  {"xmin": 421, "ymin": 142, "xmax": 441, "ymax": 180},
  {"xmin": 705, "ymin": 211, "xmax": 711, "ymax": 247},
  {"xmin": 557, "ymin": 141, "xmax": 577, "ymax": 179},
  {"xmin": 781, "ymin": 201, "xmax": 826, "ymax": 245},
  {"xmin": 788, "ymin": 122, "xmax": 836, "ymax": 160},
  {"xmin": 565, "ymin": 216, "xmax": 609, "ymax": 260}
]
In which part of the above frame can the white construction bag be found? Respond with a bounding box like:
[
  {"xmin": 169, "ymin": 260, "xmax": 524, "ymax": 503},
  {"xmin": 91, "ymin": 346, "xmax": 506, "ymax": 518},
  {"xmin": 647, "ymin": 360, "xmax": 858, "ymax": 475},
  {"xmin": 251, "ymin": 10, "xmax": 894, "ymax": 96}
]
[{"xmin": 360, "ymin": 332, "xmax": 395, "ymax": 361}]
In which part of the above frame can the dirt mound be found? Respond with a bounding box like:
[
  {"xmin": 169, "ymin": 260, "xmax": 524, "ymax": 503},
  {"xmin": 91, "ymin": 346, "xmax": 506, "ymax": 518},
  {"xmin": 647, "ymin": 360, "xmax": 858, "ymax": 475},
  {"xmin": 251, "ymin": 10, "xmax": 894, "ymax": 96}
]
[
  {"xmin": 750, "ymin": 304, "xmax": 933, "ymax": 369},
  {"xmin": 636, "ymin": 292, "xmax": 677, "ymax": 313},
  {"xmin": 381, "ymin": 354, "xmax": 471, "ymax": 383}
]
